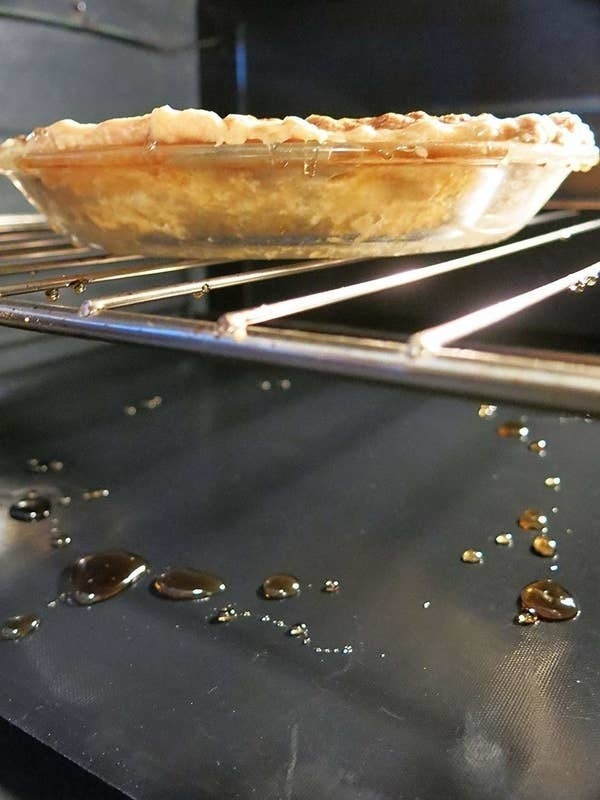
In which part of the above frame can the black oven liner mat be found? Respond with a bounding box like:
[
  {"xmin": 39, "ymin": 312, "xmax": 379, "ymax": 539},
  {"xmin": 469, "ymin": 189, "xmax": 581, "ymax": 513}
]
[{"xmin": 0, "ymin": 341, "xmax": 599, "ymax": 800}]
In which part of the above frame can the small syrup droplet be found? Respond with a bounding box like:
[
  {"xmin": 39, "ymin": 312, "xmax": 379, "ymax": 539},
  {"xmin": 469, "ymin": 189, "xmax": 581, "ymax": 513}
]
[
  {"xmin": 495, "ymin": 532, "xmax": 513, "ymax": 546},
  {"xmin": 322, "ymin": 578, "xmax": 340, "ymax": 593},
  {"xmin": 214, "ymin": 605, "xmax": 237, "ymax": 623},
  {"xmin": 262, "ymin": 574, "xmax": 300, "ymax": 599},
  {"xmin": 26, "ymin": 458, "xmax": 48, "ymax": 473},
  {"xmin": 141, "ymin": 395, "xmax": 162, "ymax": 410},
  {"xmin": 569, "ymin": 275, "xmax": 597, "ymax": 293},
  {"xmin": 461, "ymin": 549, "xmax": 484, "ymax": 564},
  {"xmin": 497, "ymin": 421, "xmax": 529, "ymax": 439},
  {"xmin": 518, "ymin": 509, "xmax": 548, "ymax": 532},
  {"xmin": 514, "ymin": 611, "xmax": 539, "ymax": 626},
  {"xmin": 63, "ymin": 550, "xmax": 148, "ymax": 605},
  {"xmin": 1, "ymin": 613, "xmax": 41, "ymax": 640},
  {"xmin": 123, "ymin": 405, "xmax": 137, "ymax": 416},
  {"xmin": 528, "ymin": 439, "xmax": 547, "ymax": 455},
  {"xmin": 289, "ymin": 622, "xmax": 309, "ymax": 638},
  {"xmin": 519, "ymin": 579, "xmax": 579, "ymax": 621},
  {"xmin": 82, "ymin": 488, "xmax": 110, "ymax": 500},
  {"xmin": 422, "ymin": 601, "xmax": 431, "ymax": 609},
  {"xmin": 51, "ymin": 535, "xmax": 72, "ymax": 549},
  {"xmin": 152, "ymin": 568, "xmax": 225, "ymax": 600},
  {"xmin": 71, "ymin": 278, "xmax": 88, "ymax": 294},
  {"xmin": 531, "ymin": 535, "xmax": 557, "ymax": 558},
  {"xmin": 279, "ymin": 379, "xmax": 291, "ymax": 390},
  {"xmin": 544, "ymin": 476, "xmax": 561, "ymax": 490},
  {"xmin": 259, "ymin": 380, "xmax": 272, "ymax": 391},
  {"xmin": 45, "ymin": 287, "xmax": 60, "ymax": 302},
  {"xmin": 10, "ymin": 496, "xmax": 51, "ymax": 522},
  {"xmin": 58, "ymin": 496, "xmax": 72, "ymax": 507},
  {"xmin": 478, "ymin": 404, "xmax": 497, "ymax": 419}
]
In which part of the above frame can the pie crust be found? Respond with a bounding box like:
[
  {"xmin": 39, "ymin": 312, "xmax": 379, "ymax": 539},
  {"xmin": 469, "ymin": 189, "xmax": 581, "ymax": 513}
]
[{"xmin": 1, "ymin": 106, "xmax": 597, "ymax": 157}]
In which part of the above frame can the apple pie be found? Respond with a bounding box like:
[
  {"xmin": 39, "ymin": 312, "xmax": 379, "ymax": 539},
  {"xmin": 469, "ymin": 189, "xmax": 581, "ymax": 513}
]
[{"xmin": 0, "ymin": 106, "xmax": 597, "ymax": 259}]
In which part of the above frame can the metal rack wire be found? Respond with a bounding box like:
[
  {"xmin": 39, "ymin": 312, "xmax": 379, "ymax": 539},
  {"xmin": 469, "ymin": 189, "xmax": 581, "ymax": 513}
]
[{"xmin": 0, "ymin": 211, "xmax": 599, "ymax": 412}]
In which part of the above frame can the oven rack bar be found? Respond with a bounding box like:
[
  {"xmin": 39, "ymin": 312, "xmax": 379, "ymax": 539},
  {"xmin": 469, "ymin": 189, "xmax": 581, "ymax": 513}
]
[
  {"xmin": 217, "ymin": 219, "xmax": 600, "ymax": 334},
  {"xmin": 0, "ymin": 212, "xmax": 598, "ymax": 413},
  {"xmin": 2, "ymin": 298, "xmax": 600, "ymax": 413}
]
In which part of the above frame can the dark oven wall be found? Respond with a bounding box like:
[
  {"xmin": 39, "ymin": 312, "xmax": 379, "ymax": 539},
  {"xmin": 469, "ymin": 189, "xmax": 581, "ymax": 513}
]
[
  {"xmin": 0, "ymin": 1, "xmax": 201, "ymax": 363},
  {"xmin": 200, "ymin": 0, "xmax": 599, "ymax": 123},
  {"xmin": 0, "ymin": 0, "xmax": 200, "ymax": 212}
]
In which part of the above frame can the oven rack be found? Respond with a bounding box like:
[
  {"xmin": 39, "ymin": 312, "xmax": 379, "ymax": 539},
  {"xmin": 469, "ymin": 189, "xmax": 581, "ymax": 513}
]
[{"xmin": 0, "ymin": 211, "xmax": 599, "ymax": 413}]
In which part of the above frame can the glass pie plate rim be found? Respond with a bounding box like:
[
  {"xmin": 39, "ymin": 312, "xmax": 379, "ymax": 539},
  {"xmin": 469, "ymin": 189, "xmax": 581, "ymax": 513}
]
[{"xmin": 1, "ymin": 139, "xmax": 598, "ymax": 170}]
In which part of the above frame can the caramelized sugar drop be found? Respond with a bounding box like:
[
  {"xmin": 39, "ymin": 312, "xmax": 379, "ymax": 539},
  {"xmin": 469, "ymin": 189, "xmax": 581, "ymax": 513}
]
[
  {"xmin": 514, "ymin": 611, "xmax": 539, "ymax": 626},
  {"xmin": 141, "ymin": 396, "xmax": 162, "ymax": 410},
  {"xmin": 495, "ymin": 532, "xmax": 513, "ymax": 546},
  {"xmin": 322, "ymin": 579, "xmax": 340, "ymax": 593},
  {"xmin": 27, "ymin": 458, "xmax": 64, "ymax": 474},
  {"xmin": 497, "ymin": 421, "xmax": 529, "ymax": 439},
  {"xmin": 214, "ymin": 605, "xmax": 238, "ymax": 623},
  {"xmin": 262, "ymin": 573, "xmax": 300, "ymax": 599},
  {"xmin": 153, "ymin": 568, "xmax": 225, "ymax": 600},
  {"xmin": 289, "ymin": 622, "xmax": 309, "ymax": 638},
  {"xmin": 1, "ymin": 613, "xmax": 41, "ymax": 641},
  {"xmin": 461, "ymin": 549, "xmax": 484, "ymax": 564},
  {"xmin": 51, "ymin": 535, "xmax": 72, "ymax": 549},
  {"xmin": 478, "ymin": 404, "xmax": 497, "ymax": 419},
  {"xmin": 71, "ymin": 279, "xmax": 88, "ymax": 295},
  {"xmin": 569, "ymin": 276, "xmax": 597, "ymax": 293},
  {"xmin": 64, "ymin": 550, "xmax": 148, "ymax": 605},
  {"xmin": 544, "ymin": 477, "xmax": 561, "ymax": 490},
  {"xmin": 531, "ymin": 535, "xmax": 557, "ymax": 558},
  {"xmin": 520, "ymin": 579, "xmax": 579, "ymax": 621},
  {"xmin": 82, "ymin": 488, "xmax": 109, "ymax": 501},
  {"xmin": 518, "ymin": 509, "xmax": 548, "ymax": 532},
  {"xmin": 26, "ymin": 458, "xmax": 49, "ymax": 474},
  {"xmin": 528, "ymin": 439, "xmax": 547, "ymax": 454},
  {"xmin": 10, "ymin": 496, "xmax": 51, "ymax": 522}
]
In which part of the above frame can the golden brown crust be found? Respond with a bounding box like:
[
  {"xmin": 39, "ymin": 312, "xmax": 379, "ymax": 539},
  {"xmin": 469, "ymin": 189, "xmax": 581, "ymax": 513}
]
[{"xmin": 0, "ymin": 106, "xmax": 597, "ymax": 168}]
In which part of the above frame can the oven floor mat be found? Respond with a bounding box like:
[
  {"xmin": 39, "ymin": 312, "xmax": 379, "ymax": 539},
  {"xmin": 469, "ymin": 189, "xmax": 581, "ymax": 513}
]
[{"xmin": 0, "ymin": 341, "xmax": 598, "ymax": 800}]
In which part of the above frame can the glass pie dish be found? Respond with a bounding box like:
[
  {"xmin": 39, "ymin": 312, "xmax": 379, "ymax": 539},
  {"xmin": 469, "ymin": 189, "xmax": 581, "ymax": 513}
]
[{"xmin": 1, "ymin": 117, "xmax": 597, "ymax": 260}]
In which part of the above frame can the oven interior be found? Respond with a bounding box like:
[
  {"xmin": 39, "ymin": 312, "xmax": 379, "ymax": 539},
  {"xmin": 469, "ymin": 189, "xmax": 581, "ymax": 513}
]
[{"xmin": 0, "ymin": 2, "xmax": 599, "ymax": 799}]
